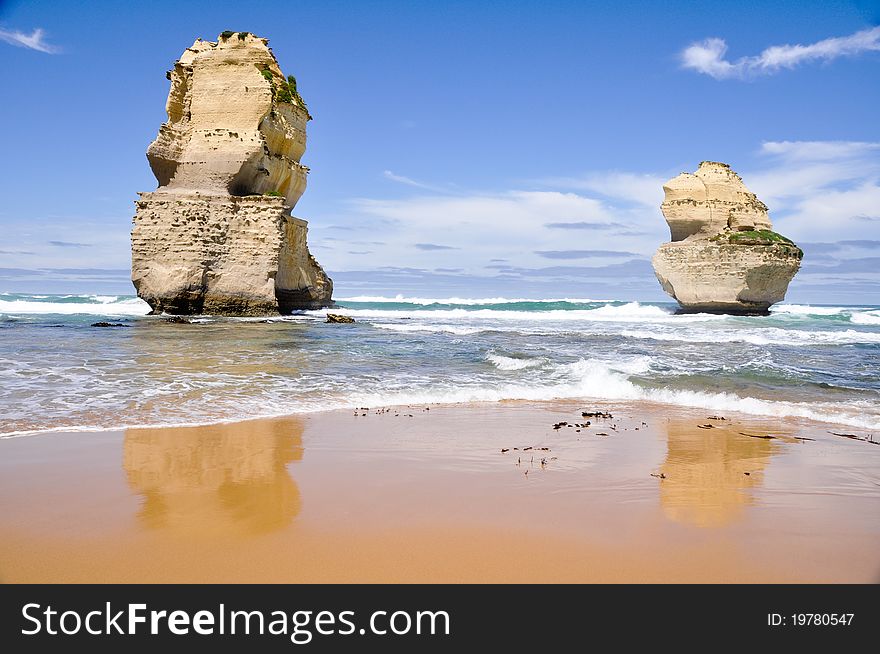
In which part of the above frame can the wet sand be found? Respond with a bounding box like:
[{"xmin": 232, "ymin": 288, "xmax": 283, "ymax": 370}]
[{"xmin": 1, "ymin": 401, "xmax": 878, "ymax": 583}]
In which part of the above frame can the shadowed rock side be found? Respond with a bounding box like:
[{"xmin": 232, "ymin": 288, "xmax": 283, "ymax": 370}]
[
  {"xmin": 652, "ymin": 161, "xmax": 801, "ymax": 315},
  {"xmin": 131, "ymin": 32, "xmax": 332, "ymax": 315}
]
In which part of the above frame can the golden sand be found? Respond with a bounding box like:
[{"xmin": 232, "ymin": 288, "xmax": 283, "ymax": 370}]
[{"xmin": 1, "ymin": 402, "xmax": 878, "ymax": 583}]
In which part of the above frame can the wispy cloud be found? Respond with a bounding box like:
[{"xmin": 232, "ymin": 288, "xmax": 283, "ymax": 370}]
[
  {"xmin": 48, "ymin": 241, "xmax": 92, "ymax": 248},
  {"xmin": 415, "ymin": 243, "xmax": 458, "ymax": 251},
  {"xmin": 681, "ymin": 26, "xmax": 880, "ymax": 79},
  {"xmin": 742, "ymin": 140, "xmax": 880, "ymax": 244},
  {"xmin": 0, "ymin": 27, "xmax": 60, "ymax": 54},
  {"xmin": 382, "ymin": 170, "xmax": 448, "ymax": 193},
  {"xmin": 544, "ymin": 221, "xmax": 626, "ymax": 230},
  {"xmin": 333, "ymin": 189, "xmax": 663, "ymax": 277},
  {"xmin": 746, "ymin": 140, "xmax": 880, "ymax": 205},
  {"xmin": 534, "ymin": 249, "xmax": 642, "ymax": 259},
  {"xmin": 760, "ymin": 140, "xmax": 880, "ymax": 162},
  {"xmin": 537, "ymin": 172, "xmax": 665, "ymax": 207}
]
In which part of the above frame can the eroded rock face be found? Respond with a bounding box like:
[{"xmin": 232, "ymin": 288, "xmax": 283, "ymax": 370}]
[
  {"xmin": 132, "ymin": 32, "xmax": 332, "ymax": 315},
  {"xmin": 652, "ymin": 162, "xmax": 801, "ymax": 315}
]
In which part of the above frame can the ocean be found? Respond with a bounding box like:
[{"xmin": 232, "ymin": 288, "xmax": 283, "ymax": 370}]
[{"xmin": 1, "ymin": 292, "xmax": 879, "ymax": 437}]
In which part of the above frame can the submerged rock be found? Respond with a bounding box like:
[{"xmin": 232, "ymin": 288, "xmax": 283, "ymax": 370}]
[
  {"xmin": 131, "ymin": 32, "xmax": 332, "ymax": 316},
  {"xmin": 652, "ymin": 161, "xmax": 801, "ymax": 315},
  {"xmin": 325, "ymin": 313, "xmax": 355, "ymax": 324}
]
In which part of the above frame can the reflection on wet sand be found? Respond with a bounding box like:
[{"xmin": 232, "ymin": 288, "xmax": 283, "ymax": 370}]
[
  {"xmin": 123, "ymin": 417, "xmax": 303, "ymax": 537},
  {"xmin": 658, "ymin": 419, "xmax": 777, "ymax": 528}
]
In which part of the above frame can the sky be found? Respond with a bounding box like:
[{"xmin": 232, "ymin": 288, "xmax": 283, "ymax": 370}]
[{"xmin": 1, "ymin": 0, "xmax": 879, "ymax": 302}]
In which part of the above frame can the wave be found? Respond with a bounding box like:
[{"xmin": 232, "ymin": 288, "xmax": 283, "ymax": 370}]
[
  {"xmin": 335, "ymin": 295, "xmax": 613, "ymax": 305},
  {"xmin": 0, "ymin": 296, "xmax": 151, "ymax": 316},
  {"xmin": 771, "ymin": 304, "xmax": 880, "ymax": 326},
  {"xmin": 851, "ymin": 310, "xmax": 880, "ymax": 326},
  {"xmin": 373, "ymin": 323, "xmax": 484, "ymax": 335},
  {"xmin": 3, "ymin": 354, "xmax": 877, "ymax": 438},
  {"xmin": 341, "ymin": 358, "xmax": 880, "ymax": 430},
  {"xmin": 770, "ymin": 304, "xmax": 850, "ymax": 316},
  {"xmin": 620, "ymin": 327, "xmax": 880, "ymax": 346},
  {"xmin": 309, "ymin": 302, "xmax": 720, "ymax": 323},
  {"xmin": 486, "ymin": 352, "xmax": 545, "ymax": 371}
]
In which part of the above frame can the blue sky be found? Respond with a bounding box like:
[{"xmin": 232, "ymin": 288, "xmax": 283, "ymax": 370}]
[{"xmin": 1, "ymin": 0, "xmax": 879, "ymax": 302}]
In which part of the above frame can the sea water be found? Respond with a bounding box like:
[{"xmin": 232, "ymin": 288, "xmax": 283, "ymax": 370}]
[{"xmin": 1, "ymin": 292, "xmax": 878, "ymax": 436}]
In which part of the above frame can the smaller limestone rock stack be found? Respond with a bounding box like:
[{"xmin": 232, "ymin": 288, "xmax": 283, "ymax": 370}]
[
  {"xmin": 131, "ymin": 32, "xmax": 332, "ymax": 315},
  {"xmin": 652, "ymin": 161, "xmax": 802, "ymax": 315}
]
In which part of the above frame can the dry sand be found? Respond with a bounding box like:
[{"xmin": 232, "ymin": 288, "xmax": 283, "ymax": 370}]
[{"xmin": 1, "ymin": 401, "xmax": 878, "ymax": 583}]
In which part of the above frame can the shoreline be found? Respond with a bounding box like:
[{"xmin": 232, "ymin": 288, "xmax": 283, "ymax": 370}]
[
  {"xmin": 1, "ymin": 399, "xmax": 878, "ymax": 583},
  {"xmin": 4, "ymin": 393, "xmax": 880, "ymax": 440},
  {"xmin": 4, "ymin": 297, "xmax": 880, "ymax": 438}
]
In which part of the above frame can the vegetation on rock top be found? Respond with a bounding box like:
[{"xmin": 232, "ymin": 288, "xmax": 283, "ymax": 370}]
[
  {"xmin": 220, "ymin": 31, "xmax": 251, "ymax": 40},
  {"xmin": 711, "ymin": 229, "xmax": 803, "ymax": 258}
]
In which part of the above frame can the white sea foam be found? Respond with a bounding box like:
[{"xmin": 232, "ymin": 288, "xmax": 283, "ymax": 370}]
[
  {"xmin": 851, "ymin": 310, "xmax": 880, "ymax": 326},
  {"xmin": 486, "ymin": 352, "xmax": 545, "ymax": 371},
  {"xmin": 0, "ymin": 297, "xmax": 151, "ymax": 316},
  {"xmin": 373, "ymin": 323, "xmax": 484, "ymax": 335},
  {"xmin": 337, "ymin": 357, "xmax": 880, "ymax": 431},
  {"xmin": 2, "ymin": 294, "xmax": 879, "ymax": 437},
  {"xmin": 621, "ymin": 327, "xmax": 880, "ymax": 346},
  {"xmin": 3, "ymin": 354, "xmax": 878, "ymax": 437},
  {"xmin": 309, "ymin": 302, "xmax": 719, "ymax": 323},
  {"xmin": 335, "ymin": 295, "xmax": 612, "ymax": 305},
  {"xmin": 771, "ymin": 304, "xmax": 849, "ymax": 316}
]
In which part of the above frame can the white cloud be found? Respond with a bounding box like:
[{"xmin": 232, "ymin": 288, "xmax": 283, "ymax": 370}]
[
  {"xmin": 324, "ymin": 190, "xmax": 660, "ymax": 273},
  {"xmin": 760, "ymin": 140, "xmax": 880, "ymax": 162},
  {"xmin": 681, "ymin": 26, "xmax": 880, "ymax": 79},
  {"xmin": 744, "ymin": 141, "xmax": 880, "ymax": 242},
  {"xmin": 327, "ymin": 141, "xmax": 880, "ymax": 289},
  {"xmin": 747, "ymin": 141, "xmax": 880, "ymax": 205},
  {"xmin": 0, "ymin": 27, "xmax": 59, "ymax": 54},
  {"xmin": 772, "ymin": 181, "xmax": 880, "ymax": 242},
  {"xmin": 1, "ymin": 217, "xmax": 130, "ymax": 270},
  {"xmin": 537, "ymin": 172, "xmax": 665, "ymax": 207}
]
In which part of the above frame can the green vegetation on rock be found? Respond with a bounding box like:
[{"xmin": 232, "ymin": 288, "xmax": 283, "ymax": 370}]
[
  {"xmin": 711, "ymin": 229, "xmax": 803, "ymax": 258},
  {"xmin": 274, "ymin": 75, "xmax": 308, "ymax": 113},
  {"xmin": 264, "ymin": 190, "xmax": 283, "ymax": 197},
  {"xmin": 256, "ymin": 65, "xmax": 310, "ymax": 117},
  {"xmin": 220, "ymin": 30, "xmax": 250, "ymax": 41},
  {"xmin": 284, "ymin": 75, "xmax": 308, "ymax": 113}
]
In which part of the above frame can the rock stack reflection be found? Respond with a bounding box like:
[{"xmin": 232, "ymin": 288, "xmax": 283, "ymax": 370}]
[
  {"xmin": 123, "ymin": 418, "xmax": 303, "ymax": 536},
  {"xmin": 658, "ymin": 419, "xmax": 776, "ymax": 528}
]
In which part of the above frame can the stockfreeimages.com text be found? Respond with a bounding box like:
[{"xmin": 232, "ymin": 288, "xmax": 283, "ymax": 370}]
[{"xmin": 21, "ymin": 603, "xmax": 450, "ymax": 644}]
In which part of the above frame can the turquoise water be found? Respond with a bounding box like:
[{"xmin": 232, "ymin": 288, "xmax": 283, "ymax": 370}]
[{"xmin": 1, "ymin": 292, "xmax": 879, "ymax": 436}]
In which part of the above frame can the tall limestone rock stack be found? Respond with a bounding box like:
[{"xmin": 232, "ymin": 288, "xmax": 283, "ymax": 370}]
[
  {"xmin": 652, "ymin": 161, "xmax": 802, "ymax": 315},
  {"xmin": 131, "ymin": 32, "xmax": 332, "ymax": 315}
]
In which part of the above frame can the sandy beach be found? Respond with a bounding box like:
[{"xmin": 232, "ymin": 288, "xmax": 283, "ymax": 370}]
[{"xmin": 1, "ymin": 401, "xmax": 877, "ymax": 583}]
